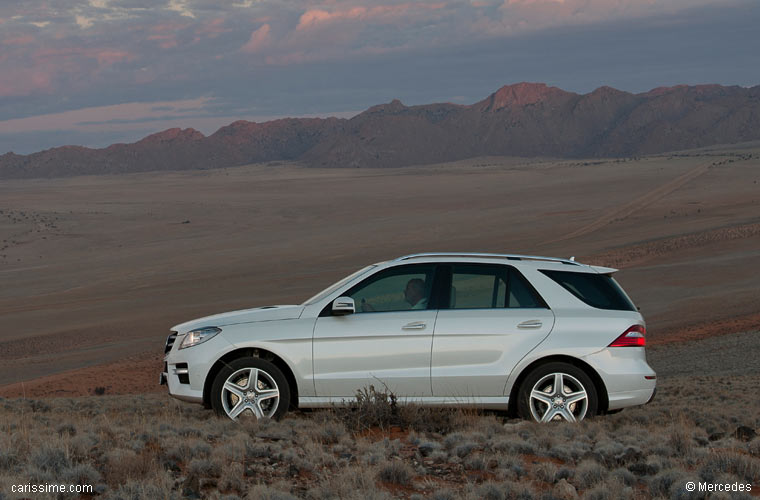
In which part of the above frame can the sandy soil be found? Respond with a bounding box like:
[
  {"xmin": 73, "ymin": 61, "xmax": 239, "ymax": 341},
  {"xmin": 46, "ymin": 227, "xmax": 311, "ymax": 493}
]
[{"xmin": 1, "ymin": 146, "xmax": 758, "ymax": 397}]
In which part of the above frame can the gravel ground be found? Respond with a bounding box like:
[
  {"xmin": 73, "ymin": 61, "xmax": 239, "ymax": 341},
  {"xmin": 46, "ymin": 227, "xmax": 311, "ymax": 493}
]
[{"xmin": 647, "ymin": 330, "xmax": 760, "ymax": 378}]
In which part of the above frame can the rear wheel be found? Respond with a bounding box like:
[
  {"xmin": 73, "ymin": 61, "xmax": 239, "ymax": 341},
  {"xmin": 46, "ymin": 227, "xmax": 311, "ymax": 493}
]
[
  {"xmin": 517, "ymin": 362, "xmax": 598, "ymax": 422},
  {"xmin": 211, "ymin": 357, "xmax": 290, "ymax": 421}
]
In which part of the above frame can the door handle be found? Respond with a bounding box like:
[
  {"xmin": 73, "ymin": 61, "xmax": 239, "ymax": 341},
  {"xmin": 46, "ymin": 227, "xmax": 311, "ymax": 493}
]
[
  {"xmin": 517, "ymin": 320, "xmax": 542, "ymax": 329},
  {"xmin": 402, "ymin": 321, "xmax": 427, "ymax": 330}
]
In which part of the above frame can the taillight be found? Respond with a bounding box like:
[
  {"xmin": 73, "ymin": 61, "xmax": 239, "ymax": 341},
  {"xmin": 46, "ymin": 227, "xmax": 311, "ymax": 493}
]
[{"xmin": 609, "ymin": 325, "xmax": 646, "ymax": 347}]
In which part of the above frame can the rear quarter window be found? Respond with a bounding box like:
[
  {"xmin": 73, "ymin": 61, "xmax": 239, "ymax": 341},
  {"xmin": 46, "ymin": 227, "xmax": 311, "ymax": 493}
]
[{"xmin": 540, "ymin": 270, "xmax": 636, "ymax": 311}]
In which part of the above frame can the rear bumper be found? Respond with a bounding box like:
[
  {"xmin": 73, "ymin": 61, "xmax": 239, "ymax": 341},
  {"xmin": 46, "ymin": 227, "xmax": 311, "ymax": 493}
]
[{"xmin": 582, "ymin": 347, "xmax": 656, "ymax": 411}]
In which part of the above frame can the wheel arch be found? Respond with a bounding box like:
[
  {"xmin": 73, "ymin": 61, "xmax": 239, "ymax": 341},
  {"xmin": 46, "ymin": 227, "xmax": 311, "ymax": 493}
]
[
  {"xmin": 203, "ymin": 347, "xmax": 300, "ymax": 410},
  {"xmin": 506, "ymin": 355, "xmax": 609, "ymax": 416}
]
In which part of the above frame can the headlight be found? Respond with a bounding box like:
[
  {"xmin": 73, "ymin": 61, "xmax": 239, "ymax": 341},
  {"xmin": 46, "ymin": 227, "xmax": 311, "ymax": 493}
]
[{"xmin": 179, "ymin": 327, "xmax": 221, "ymax": 349}]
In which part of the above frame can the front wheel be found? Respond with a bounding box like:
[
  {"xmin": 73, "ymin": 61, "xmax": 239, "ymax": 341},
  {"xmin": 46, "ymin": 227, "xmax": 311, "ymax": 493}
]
[
  {"xmin": 517, "ymin": 362, "xmax": 598, "ymax": 422},
  {"xmin": 211, "ymin": 357, "xmax": 290, "ymax": 421}
]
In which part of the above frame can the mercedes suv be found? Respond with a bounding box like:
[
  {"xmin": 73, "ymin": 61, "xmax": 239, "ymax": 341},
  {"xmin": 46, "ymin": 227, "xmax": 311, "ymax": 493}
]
[{"xmin": 161, "ymin": 253, "xmax": 656, "ymax": 422}]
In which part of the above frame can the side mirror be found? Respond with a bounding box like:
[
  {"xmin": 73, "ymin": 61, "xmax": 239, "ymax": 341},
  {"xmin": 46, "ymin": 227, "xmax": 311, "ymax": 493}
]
[{"xmin": 332, "ymin": 297, "xmax": 355, "ymax": 316}]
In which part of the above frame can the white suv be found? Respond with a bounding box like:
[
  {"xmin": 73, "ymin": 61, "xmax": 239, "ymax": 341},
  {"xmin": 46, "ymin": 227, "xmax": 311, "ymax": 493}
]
[{"xmin": 161, "ymin": 253, "xmax": 656, "ymax": 422}]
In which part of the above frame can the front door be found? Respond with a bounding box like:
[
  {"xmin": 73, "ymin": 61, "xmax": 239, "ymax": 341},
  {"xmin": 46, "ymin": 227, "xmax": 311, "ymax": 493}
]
[{"xmin": 312, "ymin": 264, "xmax": 439, "ymax": 397}]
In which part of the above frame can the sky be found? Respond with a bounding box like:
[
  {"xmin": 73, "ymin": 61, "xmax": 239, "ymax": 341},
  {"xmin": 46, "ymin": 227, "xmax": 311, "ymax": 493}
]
[{"xmin": 1, "ymin": 0, "xmax": 758, "ymax": 155}]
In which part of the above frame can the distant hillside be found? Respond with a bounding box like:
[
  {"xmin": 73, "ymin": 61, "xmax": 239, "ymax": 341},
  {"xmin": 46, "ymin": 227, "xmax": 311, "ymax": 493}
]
[{"xmin": 2, "ymin": 83, "xmax": 759, "ymax": 179}]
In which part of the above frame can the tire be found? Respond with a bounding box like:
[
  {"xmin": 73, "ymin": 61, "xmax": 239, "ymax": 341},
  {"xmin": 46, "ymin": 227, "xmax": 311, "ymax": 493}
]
[
  {"xmin": 210, "ymin": 357, "xmax": 290, "ymax": 421},
  {"xmin": 517, "ymin": 362, "xmax": 598, "ymax": 422}
]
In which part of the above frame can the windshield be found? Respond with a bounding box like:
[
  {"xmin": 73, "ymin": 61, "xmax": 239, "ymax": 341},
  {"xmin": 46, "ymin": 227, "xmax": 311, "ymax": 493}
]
[{"xmin": 302, "ymin": 265, "xmax": 377, "ymax": 306}]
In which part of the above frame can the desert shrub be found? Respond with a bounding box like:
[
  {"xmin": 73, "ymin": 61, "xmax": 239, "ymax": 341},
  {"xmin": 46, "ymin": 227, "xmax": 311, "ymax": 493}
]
[
  {"xmin": 552, "ymin": 478, "xmax": 578, "ymax": 500},
  {"xmin": 574, "ymin": 459, "xmax": 607, "ymax": 489},
  {"xmin": 494, "ymin": 455, "xmax": 525, "ymax": 481},
  {"xmin": 454, "ymin": 442, "xmax": 478, "ymax": 458},
  {"xmin": 377, "ymin": 460, "xmax": 413, "ymax": 485},
  {"xmin": 246, "ymin": 484, "xmax": 298, "ymax": 500},
  {"xmin": 104, "ymin": 448, "xmax": 154, "ymax": 484},
  {"xmin": 667, "ymin": 426, "xmax": 694, "ymax": 456},
  {"xmin": 188, "ymin": 458, "xmax": 222, "ymax": 478},
  {"xmin": 211, "ymin": 435, "xmax": 248, "ymax": 463},
  {"xmin": 216, "ymin": 461, "xmax": 245, "ymax": 494},
  {"xmin": 534, "ymin": 462, "xmax": 558, "ymax": 484},
  {"xmin": 429, "ymin": 489, "xmax": 457, "ymax": 500},
  {"xmin": 338, "ymin": 385, "xmax": 466, "ymax": 433},
  {"xmin": 464, "ymin": 453, "xmax": 488, "ymax": 471},
  {"xmin": 69, "ymin": 433, "xmax": 98, "ymax": 461},
  {"xmin": 610, "ymin": 467, "xmax": 636, "ymax": 487},
  {"xmin": 749, "ymin": 437, "xmax": 760, "ymax": 457},
  {"xmin": 592, "ymin": 439, "xmax": 625, "ymax": 464},
  {"xmin": 491, "ymin": 437, "xmax": 536, "ymax": 455},
  {"xmin": 470, "ymin": 482, "xmax": 506, "ymax": 500},
  {"xmin": 417, "ymin": 441, "xmax": 441, "ymax": 457},
  {"xmin": 647, "ymin": 469, "xmax": 690, "ymax": 498},
  {"xmin": 306, "ymin": 465, "xmax": 389, "ymax": 500},
  {"xmin": 498, "ymin": 480, "xmax": 535, "ymax": 500},
  {"xmin": 316, "ymin": 419, "xmax": 347, "ymax": 444},
  {"xmin": 699, "ymin": 451, "xmax": 760, "ymax": 483},
  {"xmin": 62, "ymin": 463, "xmax": 102, "ymax": 486},
  {"xmin": 57, "ymin": 423, "xmax": 77, "ymax": 437},
  {"xmin": 103, "ymin": 470, "xmax": 174, "ymax": 500},
  {"xmin": 581, "ymin": 479, "xmax": 631, "ymax": 500},
  {"xmin": 547, "ymin": 442, "xmax": 589, "ymax": 461},
  {"xmin": 299, "ymin": 439, "xmax": 336, "ymax": 468},
  {"xmin": 30, "ymin": 444, "xmax": 70, "ymax": 474}
]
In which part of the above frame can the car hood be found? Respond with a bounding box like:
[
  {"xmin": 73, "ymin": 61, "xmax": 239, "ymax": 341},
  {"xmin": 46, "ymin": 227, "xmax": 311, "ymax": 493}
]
[{"xmin": 171, "ymin": 305, "xmax": 304, "ymax": 333}]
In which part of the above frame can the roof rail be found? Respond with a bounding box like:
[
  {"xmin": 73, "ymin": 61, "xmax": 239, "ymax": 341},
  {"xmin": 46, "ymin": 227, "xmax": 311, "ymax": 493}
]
[{"xmin": 394, "ymin": 252, "xmax": 581, "ymax": 266}]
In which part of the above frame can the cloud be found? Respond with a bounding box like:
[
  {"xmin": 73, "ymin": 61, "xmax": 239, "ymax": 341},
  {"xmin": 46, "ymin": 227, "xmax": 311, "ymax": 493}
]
[
  {"xmin": 3, "ymin": 35, "xmax": 36, "ymax": 46},
  {"xmin": 196, "ymin": 18, "xmax": 230, "ymax": 37},
  {"xmin": 167, "ymin": 0, "xmax": 195, "ymax": 18},
  {"xmin": 295, "ymin": 3, "xmax": 445, "ymax": 31},
  {"xmin": 241, "ymin": 24, "xmax": 271, "ymax": 53},
  {"xmin": 75, "ymin": 15, "xmax": 95, "ymax": 29},
  {"xmin": 0, "ymin": 98, "xmax": 214, "ymax": 134}
]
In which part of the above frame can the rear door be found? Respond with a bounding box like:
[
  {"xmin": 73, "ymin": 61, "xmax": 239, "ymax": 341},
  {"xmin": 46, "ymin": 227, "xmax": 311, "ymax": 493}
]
[{"xmin": 431, "ymin": 263, "xmax": 554, "ymax": 398}]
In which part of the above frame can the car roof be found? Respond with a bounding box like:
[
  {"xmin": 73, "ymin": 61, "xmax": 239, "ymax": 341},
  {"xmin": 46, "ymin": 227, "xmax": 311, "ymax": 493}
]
[{"xmin": 375, "ymin": 253, "xmax": 617, "ymax": 274}]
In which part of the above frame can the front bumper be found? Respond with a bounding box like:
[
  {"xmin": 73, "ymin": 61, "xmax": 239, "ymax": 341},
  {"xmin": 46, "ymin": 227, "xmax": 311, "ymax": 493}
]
[{"xmin": 160, "ymin": 330, "xmax": 236, "ymax": 404}]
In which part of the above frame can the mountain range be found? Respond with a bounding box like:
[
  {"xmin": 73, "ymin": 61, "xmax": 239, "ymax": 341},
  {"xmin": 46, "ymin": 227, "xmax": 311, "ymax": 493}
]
[{"xmin": 2, "ymin": 82, "xmax": 759, "ymax": 179}]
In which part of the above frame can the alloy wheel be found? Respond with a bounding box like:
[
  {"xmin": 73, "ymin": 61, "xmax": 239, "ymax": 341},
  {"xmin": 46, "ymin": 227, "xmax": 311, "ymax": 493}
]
[
  {"xmin": 528, "ymin": 372, "xmax": 588, "ymax": 422},
  {"xmin": 221, "ymin": 367, "xmax": 280, "ymax": 420}
]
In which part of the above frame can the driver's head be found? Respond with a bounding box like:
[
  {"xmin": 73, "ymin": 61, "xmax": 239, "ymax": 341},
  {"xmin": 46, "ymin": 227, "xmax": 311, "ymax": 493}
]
[{"xmin": 404, "ymin": 278, "xmax": 425, "ymax": 306}]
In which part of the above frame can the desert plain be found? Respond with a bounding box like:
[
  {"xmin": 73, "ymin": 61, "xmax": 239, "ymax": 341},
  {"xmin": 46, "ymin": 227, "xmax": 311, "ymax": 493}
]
[
  {"xmin": 1, "ymin": 143, "xmax": 758, "ymax": 394},
  {"xmin": 0, "ymin": 145, "xmax": 759, "ymax": 499}
]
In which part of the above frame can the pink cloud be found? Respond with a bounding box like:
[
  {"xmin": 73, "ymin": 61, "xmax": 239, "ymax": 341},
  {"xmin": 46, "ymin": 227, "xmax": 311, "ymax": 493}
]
[
  {"xmin": 34, "ymin": 47, "xmax": 134, "ymax": 67},
  {"xmin": 241, "ymin": 24, "xmax": 271, "ymax": 53},
  {"xmin": 148, "ymin": 33, "xmax": 178, "ymax": 49},
  {"xmin": 0, "ymin": 45, "xmax": 138, "ymax": 97},
  {"xmin": 0, "ymin": 67, "xmax": 52, "ymax": 97},
  {"xmin": 150, "ymin": 22, "xmax": 190, "ymax": 33},
  {"xmin": 94, "ymin": 50, "xmax": 133, "ymax": 66},
  {"xmin": 196, "ymin": 18, "xmax": 230, "ymax": 37},
  {"xmin": 3, "ymin": 35, "xmax": 36, "ymax": 46},
  {"xmin": 296, "ymin": 3, "xmax": 445, "ymax": 31}
]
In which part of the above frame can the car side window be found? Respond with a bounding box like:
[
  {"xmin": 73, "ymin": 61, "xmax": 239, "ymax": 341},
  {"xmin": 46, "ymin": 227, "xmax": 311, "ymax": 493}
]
[
  {"xmin": 345, "ymin": 264, "xmax": 435, "ymax": 313},
  {"xmin": 450, "ymin": 265, "xmax": 509, "ymax": 309},
  {"xmin": 446, "ymin": 264, "xmax": 549, "ymax": 309},
  {"xmin": 508, "ymin": 269, "xmax": 548, "ymax": 308}
]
